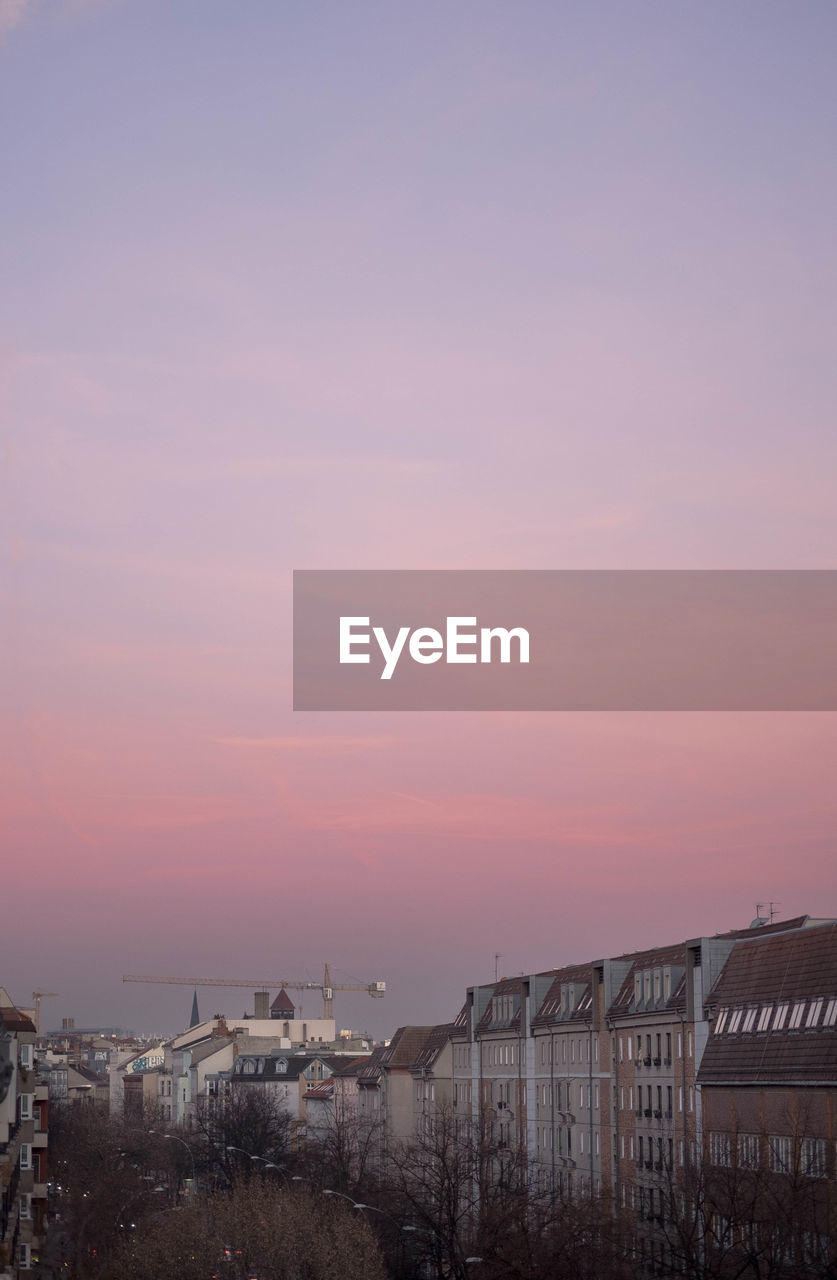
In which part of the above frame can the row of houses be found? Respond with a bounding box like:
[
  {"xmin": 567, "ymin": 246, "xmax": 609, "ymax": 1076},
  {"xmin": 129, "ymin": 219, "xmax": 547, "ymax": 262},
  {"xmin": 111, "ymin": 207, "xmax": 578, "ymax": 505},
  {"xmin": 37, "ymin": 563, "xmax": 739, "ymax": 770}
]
[{"xmin": 296, "ymin": 914, "xmax": 837, "ymax": 1275}]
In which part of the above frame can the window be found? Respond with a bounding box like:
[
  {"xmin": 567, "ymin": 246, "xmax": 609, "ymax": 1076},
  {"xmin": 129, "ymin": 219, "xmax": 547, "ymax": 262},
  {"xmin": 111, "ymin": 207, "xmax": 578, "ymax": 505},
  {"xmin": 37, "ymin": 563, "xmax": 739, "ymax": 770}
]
[
  {"xmin": 769, "ymin": 1135, "xmax": 791, "ymax": 1172},
  {"xmin": 802, "ymin": 1138, "xmax": 827, "ymax": 1178},
  {"xmin": 756, "ymin": 1006, "xmax": 772, "ymax": 1031},
  {"xmin": 666, "ymin": 1032, "xmax": 671, "ymax": 1060},
  {"xmin": 688, "ymin": 1031, "xmax": 693, "ymax": 1057},
  {"xmin": 742, "ymin": 1008, "xmax": 757, "ymax": 1032},
  {"xmin": 788, "ymin": 1002, "xmax": 806, "ymax": 1030},
  {"xmin": 594, "ymin": 1083, "xmax": 599, "ymax": 1109},
  {"xmin": 806, "ymin": 999, "xmax": 823, "ymax": 1028},
  {"xmin": 823, "ymin": 998, "xmax": 837, "ymax": 1028},
  {"xmin": 19, "ymin": 1094, "xmax": 33, "ymax": 1121},
  {"xmin": 773, "ymin": 1003, "xmax": 789, "ymax": 1030},
  {"xmin": 728, "ymin": 1009, "xmax": 742, "ymax": 1033},
  {"xmin": 20, "ymin": 1194, "xmax": 32, "ymax": 1220},
  {"xmin": 20, "ymin": 1143, "xmax": 32, "ymax": 1170},
  {"xmin": 19, "ymin": 1244, "xmax": 32, "ymax": 1271},
  {"xmin": 710, "ymin": 1132, "xmax": 731, "ymax": 1167},
  {"xmin": 627, "ymin": 1036, "xmax": 632, "ymax": 1060},
  {"xmin": 738, "ymin": 1133, "xmax": 759, "ymax": 1169},
  {"xmin": 20, "ymin": 1044, "xmax": 34, "ymax": 1070},
  {"xmin": 715, "ymin": 1009, "xmax": 728, "ymax": 1034}
]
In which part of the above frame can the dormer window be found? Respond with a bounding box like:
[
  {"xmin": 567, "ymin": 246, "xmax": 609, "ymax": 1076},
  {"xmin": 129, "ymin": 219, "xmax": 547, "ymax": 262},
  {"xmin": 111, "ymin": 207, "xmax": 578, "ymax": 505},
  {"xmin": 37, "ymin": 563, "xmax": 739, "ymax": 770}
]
[{"xmin": 653, "ymin": 971, "xmax": 661, "ymax": 1002}]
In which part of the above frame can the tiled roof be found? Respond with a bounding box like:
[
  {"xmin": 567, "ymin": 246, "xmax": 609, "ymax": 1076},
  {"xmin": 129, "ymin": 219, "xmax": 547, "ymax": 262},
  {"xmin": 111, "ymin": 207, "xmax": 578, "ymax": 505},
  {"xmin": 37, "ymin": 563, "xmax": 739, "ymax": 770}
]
[
  {"xmin": 379, "ymin": 1026, "xmax": 434, "ymax": 1069},
  {"xmin": 357, "ymin": 1045, "xmax": 386, "ymax": 1084},
  {"xmin": 411, "ymin": 1024, "xmax": 455, "ymax": 1072},
  {"xmin": 270, "ymin": 988, "xmax": 296, "ymax": 1014},
  {"xmin": 699, "ymin": 923, "xmax": 837, "ymax": 1084},
  {"xmin": 608, "ymin": 944, "xmax": 688, "ymax": 1017},
  {"xmin": 476, "ymin": 979, "xmax": 526, "ymax": 1033},
  {"xmin": 305, "ymin": 1079, "xmax": 334, "ymax": 1101},
  {"xmin": 331, "ymin": 1055, "xmax": 371, "ymax": 1077},
  {"xmin": 532, "ymin": 964, "xmax": 593, "ymax": 1025}
]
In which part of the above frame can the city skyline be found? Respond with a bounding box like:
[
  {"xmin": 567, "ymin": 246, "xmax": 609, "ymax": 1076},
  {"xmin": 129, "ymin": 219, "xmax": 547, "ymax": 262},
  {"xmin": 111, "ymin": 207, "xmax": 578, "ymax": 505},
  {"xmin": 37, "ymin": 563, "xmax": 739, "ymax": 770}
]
[{"xmin": 2, "ymin": 2, "xmax": 836, "ymax": 1040}]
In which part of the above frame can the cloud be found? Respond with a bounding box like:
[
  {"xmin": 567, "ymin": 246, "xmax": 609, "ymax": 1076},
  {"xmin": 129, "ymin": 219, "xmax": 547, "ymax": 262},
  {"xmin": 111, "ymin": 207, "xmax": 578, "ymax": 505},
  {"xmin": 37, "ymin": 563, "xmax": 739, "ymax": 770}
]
[{"xmin": 0, "ymin": 0, "xmax": 33, "ymax": 43}]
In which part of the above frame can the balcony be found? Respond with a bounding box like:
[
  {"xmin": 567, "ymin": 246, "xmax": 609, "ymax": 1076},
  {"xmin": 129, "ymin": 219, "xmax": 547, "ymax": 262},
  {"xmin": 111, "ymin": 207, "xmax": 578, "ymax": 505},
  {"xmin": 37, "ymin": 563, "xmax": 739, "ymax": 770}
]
[
  {"xmin": 653, "ymin": 1057, "xmax": 661, "ymax": 1067},
  {"xmin": 643, "ymin": 1056, "xmax": 652, "ymax": 1067},
  {"xmin": 644, "ymin": 1109, "xmax": 652, "ymax": 1118},
  {"xmin": 644, "ymin": 1160, "xmax": 653, "ymax": 1170},
  {"xmin": 635, "ymin": 1108, "xmax": 642, "ymax": 1117},
  {"xmin": 663, "ymin": 1058, "xmax": 672, "ymax": 1067},
  {"xmin": 654, "ymin": 1110, "xmax": 662, "ymax": 1119},
  {"xmin": 33, "ymin": 1132, "xmax": 47, "ymax": 1149}
]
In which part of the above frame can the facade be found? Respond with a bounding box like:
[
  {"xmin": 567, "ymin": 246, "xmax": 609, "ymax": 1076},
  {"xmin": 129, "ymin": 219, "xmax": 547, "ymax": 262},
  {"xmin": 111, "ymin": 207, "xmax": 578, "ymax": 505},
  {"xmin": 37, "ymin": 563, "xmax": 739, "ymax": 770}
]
[
  {"xmin": 376, "ymin": 914, "xmax": 837, "ymax": 1277},
  {"xmin": 698, "ymin": 922, "xmax": 837, "ymax": 1275},
  {"xmin": 0, "ymin": 989, "xmax": 47, "ymax": 1278}
]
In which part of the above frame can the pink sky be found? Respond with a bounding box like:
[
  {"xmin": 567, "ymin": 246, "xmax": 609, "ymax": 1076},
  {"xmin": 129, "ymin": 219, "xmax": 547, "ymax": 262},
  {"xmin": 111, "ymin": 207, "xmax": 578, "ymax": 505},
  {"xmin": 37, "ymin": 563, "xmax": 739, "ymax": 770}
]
[{"xmin": 1, "ymin": 1, "xmax": 836, "ymax": 1036}]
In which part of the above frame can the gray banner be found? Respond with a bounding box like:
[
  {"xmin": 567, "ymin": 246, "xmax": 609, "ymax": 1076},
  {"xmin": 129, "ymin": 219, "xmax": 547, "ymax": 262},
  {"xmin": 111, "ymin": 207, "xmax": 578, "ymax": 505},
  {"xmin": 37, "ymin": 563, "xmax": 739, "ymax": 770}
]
[{"xmin": 293, "ymin": 570, "xmax": 837, "ymax": 711}]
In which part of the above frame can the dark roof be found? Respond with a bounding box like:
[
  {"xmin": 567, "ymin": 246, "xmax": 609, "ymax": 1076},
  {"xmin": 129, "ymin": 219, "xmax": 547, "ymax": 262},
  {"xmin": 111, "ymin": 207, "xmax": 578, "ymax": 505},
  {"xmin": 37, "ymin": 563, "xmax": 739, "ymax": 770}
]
[
  {"xmin": 532, "ymin": 964, "xmax": 594, "ymax": 1026},
  {"xmin": 379, "ymin": 1026, "xmax": 434, "ymax": 1069},
  {"xmin": 331, "ymin": 1054, "xmax": 371, "ymax": 1078},
  {"xmin": 711, "ymin": 915, "xmax": 811, "ymax": 942},
  {"xmin": 699, "ymin": 923, "xmax": 837, "ymax": 1085},
  {"xmin": 608, "ymin": 944, "xmax": 688, "ymax": 1018},
  {"xmin": 357, "ymin": 1045, "xmax": 386, "ymax": 1085},
  {"xmin": 0, "ymin": 998, "xmax": 35, "ymax": 1034},
  {"xmin": 231, "ymin": 1051, "xmax": 348, "ymax": 1082},
  {"xmin": 411, "ymin": 1024, "xmax": 455, "ymax": 1072},
  {"xmin": 270, "ymin": 988, "xmax": 296, "ymax": 1014},
  {"xmin": 476, "ymin": 979, "xmax": 526, "ymax": 1034}
]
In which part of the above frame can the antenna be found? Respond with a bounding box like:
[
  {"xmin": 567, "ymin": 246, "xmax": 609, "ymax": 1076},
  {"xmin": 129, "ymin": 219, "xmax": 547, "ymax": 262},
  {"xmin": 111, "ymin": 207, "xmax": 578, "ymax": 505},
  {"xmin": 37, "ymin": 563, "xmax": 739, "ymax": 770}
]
[
  {"xmin": 769, "ymin": 901, "xmax": 780, "ymax": 924},
  {"xmin": 494, "ymin": 953, "xmax": 503, "ymax": 982}
]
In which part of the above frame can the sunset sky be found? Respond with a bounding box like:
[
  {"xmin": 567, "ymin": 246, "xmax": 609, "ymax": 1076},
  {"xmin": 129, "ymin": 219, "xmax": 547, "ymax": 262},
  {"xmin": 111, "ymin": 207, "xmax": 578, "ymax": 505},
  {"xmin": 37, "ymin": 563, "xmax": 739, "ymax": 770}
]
[{"xmin": 1, "ymin": 1, "xmax": 836, "ymax": 1038}]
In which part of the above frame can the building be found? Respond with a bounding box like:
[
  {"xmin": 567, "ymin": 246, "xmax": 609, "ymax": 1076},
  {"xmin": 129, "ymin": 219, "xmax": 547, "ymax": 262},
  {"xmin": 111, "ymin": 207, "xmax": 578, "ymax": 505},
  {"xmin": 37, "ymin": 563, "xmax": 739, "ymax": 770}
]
[{"xmin": 0, "ymin": 989, "xmax": 48, "ymax": 1278}]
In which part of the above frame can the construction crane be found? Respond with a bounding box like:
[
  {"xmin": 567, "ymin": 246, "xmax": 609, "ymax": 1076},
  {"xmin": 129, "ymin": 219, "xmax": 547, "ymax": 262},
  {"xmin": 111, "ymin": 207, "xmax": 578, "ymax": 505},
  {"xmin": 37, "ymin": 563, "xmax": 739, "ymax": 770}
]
[
  {"xmin": 123, "ymin": 964, "xmax": 385, "ymax": 1021},
  {"xmin": 32, "ymin": 991, "xmax": 58, "ymax": 1036}
]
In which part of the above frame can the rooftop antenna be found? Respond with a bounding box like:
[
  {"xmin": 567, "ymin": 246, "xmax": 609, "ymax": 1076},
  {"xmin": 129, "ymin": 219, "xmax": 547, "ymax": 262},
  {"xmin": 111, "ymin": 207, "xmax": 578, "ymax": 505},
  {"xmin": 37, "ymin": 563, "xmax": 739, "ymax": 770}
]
[
  {"xmin": 494, "ymin": 953, "xmax": 503, "ymax": 982},
  {"xmin": 769, "ymin": 901, "xmax": 780, "ymax": 923}
]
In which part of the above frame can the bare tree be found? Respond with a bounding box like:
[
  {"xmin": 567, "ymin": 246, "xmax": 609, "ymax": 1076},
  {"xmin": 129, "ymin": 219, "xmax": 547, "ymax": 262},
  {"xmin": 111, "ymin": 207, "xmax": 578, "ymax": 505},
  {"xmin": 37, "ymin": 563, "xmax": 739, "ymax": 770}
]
[
  {"xmin": 193, "ymin": 1082, "xmax": 295, "ymax": 1184},
  {"xmin": 109, "ymin": 1178, "xmax": 387, "ymax": 1280}
]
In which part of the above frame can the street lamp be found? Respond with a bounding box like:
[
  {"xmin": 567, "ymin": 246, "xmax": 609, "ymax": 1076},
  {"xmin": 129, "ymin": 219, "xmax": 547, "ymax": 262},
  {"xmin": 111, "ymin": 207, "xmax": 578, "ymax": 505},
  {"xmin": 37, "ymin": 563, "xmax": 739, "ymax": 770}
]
[{"xmin": 149, "ymin": 1130, "xmax": 197, "ymax": 1189}]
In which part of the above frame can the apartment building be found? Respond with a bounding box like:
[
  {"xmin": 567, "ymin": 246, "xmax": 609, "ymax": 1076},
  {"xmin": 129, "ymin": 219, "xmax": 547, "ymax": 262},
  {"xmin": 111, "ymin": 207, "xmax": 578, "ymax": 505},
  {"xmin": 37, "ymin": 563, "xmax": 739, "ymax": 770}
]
[
  {"xmin": 379, "ymin": 913, "xmax": 836, "ymax": 1276},
  {"xmin": 698, "ymin": 921, "xmax": 837, "ymax": 1275},
  {"xmin": 0, "ymin": 989, "xmax": 47, "ymax": 1278}
]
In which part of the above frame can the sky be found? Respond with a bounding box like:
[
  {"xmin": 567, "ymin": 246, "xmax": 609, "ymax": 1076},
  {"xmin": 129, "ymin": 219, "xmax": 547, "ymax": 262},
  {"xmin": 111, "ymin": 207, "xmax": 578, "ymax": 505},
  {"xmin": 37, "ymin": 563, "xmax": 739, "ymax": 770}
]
[{"xmin": 1, "ymin": 0, "xmax": 836, "ymax": 1039}]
